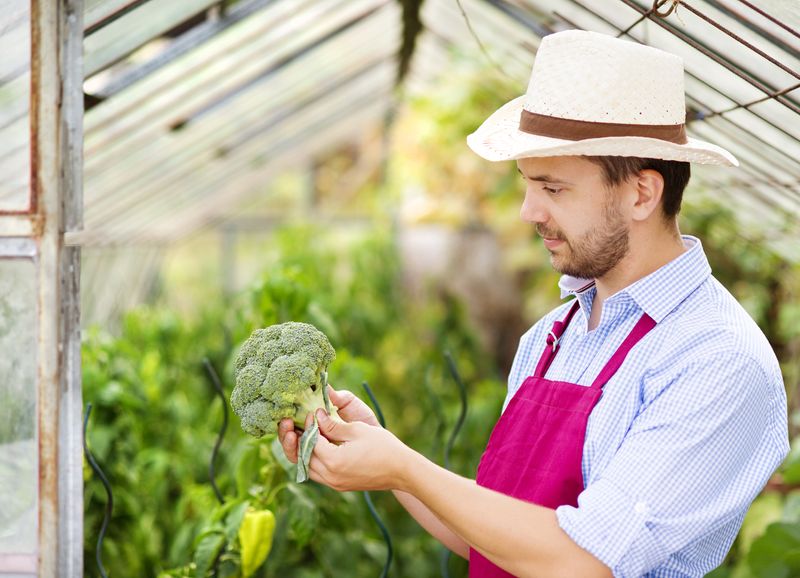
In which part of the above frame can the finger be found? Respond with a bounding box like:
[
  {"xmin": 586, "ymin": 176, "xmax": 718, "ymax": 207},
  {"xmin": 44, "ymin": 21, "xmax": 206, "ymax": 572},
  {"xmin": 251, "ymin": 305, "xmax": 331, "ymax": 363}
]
[
  {"xmin": 281, "ymin": 430, "xmax": 298, "ymax": 464},
  {"xmin": 327, "ymin": 386, "xmax": 356, "ymax": 409},
  {"xmin": 328, "ymin": 387, "xmax": 380, "ymax": 426},
  {"xmin": 304, "ymin": 411, "xmax": 315, "ymax": 430},
  {"xmin": 317, "ymin": 409, "xmax": 358, "ymax": 442},
  {"xmin": 278, "ymin": 418, "xmax": 294, "ymax": 443},
  {"xmin": 308, "ymin": 461, "xmax": 334, "ymax": 489},
  {"xmin": 308, "ymin": 436, "xmax": 340, "ymax": 487}
]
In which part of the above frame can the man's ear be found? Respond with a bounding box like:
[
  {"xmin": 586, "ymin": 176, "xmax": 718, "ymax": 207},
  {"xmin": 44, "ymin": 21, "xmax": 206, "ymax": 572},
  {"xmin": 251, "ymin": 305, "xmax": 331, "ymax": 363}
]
[{"xmin": 631, "ymin": 169, "xmax": 664, "ymax": 222}]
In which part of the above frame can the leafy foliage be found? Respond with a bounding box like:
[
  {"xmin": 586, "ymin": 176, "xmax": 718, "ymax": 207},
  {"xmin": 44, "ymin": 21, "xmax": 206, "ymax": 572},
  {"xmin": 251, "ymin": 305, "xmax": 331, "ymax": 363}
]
[{"xmin": 83, "ymin": 225, "xmax": 502, "ymax": 577}]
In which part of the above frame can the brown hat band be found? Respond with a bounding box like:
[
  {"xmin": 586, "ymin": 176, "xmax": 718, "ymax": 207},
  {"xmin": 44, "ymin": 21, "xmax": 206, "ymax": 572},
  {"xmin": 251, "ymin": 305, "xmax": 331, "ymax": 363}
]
[{"xmin": 519, "ymin": 109, "xmax": 688, "ymax": 144}]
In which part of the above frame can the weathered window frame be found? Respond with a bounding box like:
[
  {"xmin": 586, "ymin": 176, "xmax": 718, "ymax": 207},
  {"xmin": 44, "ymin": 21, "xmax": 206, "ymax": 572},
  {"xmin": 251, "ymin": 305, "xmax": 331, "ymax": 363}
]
[{"xmin": 0, "ymin": 1, "xmax": 84, "ymax": 576}]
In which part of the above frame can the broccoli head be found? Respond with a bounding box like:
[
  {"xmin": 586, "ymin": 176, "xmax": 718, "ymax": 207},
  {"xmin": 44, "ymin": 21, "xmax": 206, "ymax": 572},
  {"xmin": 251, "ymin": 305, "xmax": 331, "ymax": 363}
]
[{"xmin": 231, "ymin": 321, "xmax": 339, "ymax": 437}]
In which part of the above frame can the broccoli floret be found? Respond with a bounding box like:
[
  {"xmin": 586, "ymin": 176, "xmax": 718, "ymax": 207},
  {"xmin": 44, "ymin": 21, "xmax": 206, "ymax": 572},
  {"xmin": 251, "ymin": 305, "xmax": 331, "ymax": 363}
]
[{"xmin": 231, "ymin": 322, "xmax": 339, "ymax": 438}]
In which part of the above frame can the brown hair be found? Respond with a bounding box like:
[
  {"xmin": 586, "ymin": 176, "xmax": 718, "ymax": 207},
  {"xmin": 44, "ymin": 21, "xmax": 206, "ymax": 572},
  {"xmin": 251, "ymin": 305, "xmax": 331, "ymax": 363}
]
[{"xmin": 584, "ymin": 157, "xmax": 691, "ymax": 219}]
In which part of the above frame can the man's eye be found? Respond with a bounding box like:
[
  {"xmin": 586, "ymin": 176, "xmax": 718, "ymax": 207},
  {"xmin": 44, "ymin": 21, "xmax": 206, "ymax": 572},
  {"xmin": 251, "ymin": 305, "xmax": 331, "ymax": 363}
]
[{"xmin": 543, "ymin": 186, "xmax": 562, "ymax": 195}]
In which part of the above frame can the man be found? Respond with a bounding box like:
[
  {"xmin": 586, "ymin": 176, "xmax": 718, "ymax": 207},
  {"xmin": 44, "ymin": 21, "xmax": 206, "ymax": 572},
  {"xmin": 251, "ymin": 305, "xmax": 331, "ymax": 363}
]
[{"xmin": 279, "ymin": 30, "xmax": 789, "ymax": 577}]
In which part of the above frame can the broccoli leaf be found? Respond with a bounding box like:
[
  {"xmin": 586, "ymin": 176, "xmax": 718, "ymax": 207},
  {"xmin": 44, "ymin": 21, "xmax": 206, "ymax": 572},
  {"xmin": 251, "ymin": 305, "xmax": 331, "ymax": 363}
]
[
  {"xmin": 321, "ymin": 372, "xmax": 332, "ymax": 414},
  {"xmin": 296, "ymin": 416, "xmax": 319, "ymax": 483}
]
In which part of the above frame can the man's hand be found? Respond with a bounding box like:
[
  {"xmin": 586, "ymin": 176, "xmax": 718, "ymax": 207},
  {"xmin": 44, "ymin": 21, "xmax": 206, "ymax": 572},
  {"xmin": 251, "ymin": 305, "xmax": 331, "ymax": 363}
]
[
  {"xmin": 309, "ymin": 409, "xmax": 412, "ymax": 492},
  {"xmin": 277, "ymin": 385, "xmax": 380, "ymax": 464}
]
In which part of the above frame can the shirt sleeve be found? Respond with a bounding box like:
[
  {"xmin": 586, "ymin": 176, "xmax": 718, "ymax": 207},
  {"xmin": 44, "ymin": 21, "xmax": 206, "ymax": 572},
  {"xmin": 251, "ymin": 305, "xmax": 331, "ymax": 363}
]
[{"xmin": 555, "ymin": 351, "xmax": 788, "ymax": 578}]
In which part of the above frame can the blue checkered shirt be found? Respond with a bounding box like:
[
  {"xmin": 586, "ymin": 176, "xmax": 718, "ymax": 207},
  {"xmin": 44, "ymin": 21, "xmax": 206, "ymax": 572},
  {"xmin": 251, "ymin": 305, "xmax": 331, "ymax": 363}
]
[{"xmin": 504, "ymin": 236, "xmax": 789, "ymax": 577}]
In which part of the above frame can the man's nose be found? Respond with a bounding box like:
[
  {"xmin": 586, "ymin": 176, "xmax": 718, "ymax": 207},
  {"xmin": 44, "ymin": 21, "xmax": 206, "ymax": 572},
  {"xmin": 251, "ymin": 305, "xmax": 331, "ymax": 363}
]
[{"xmin": 520, "ymin": 190, "xmax": 548, "ymax": 224}]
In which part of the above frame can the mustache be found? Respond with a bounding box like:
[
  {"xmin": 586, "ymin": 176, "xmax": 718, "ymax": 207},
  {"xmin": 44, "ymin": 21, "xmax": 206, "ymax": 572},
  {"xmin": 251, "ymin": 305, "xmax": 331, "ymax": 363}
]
[{"xmin": 536, "ymin": 225, "xmax": 566, "ymax": 241}]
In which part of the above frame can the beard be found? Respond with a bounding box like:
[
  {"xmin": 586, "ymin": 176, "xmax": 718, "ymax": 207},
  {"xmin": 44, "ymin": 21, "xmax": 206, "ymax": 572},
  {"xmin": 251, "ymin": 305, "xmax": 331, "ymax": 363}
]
[{"xmin": 537, "ymin": 198, "xmax": 630, "ymax": 279}]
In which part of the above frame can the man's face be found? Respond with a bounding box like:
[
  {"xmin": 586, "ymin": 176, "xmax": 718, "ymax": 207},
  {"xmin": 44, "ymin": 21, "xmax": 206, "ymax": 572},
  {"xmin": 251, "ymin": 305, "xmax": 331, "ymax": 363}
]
[{"xmin": 517, "ymin": 156, "xmax": 631, "ymax": 279}]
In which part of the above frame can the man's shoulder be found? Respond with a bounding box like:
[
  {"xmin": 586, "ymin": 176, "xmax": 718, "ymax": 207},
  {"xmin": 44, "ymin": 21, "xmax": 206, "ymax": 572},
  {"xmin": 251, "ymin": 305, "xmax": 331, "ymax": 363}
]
[{"xmin": 651, "ymin": 273, "xmax": 782, "ymax": 381}]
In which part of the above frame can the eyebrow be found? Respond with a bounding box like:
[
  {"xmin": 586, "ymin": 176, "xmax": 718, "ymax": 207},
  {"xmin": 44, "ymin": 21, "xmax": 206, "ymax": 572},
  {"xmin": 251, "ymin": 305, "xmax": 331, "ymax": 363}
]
[{"xmin": 516, "ymin": 168, "xmax": 573, "ymax": 185}]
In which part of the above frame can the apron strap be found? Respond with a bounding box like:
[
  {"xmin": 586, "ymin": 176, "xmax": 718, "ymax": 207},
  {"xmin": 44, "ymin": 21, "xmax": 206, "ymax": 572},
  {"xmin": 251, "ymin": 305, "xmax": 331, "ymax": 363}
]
[
  {"xmin": 533, "ymin": 300, "xmax": 581, "ymax": 378},
  {"xmin": 590, "ymin": 313, "xmax": 656, "ymax": 390}
]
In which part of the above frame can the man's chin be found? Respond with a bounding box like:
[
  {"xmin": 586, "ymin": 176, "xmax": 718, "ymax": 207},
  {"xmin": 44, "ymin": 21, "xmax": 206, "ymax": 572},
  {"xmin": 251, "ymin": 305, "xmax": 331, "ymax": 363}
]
[
  {"xmin": 550, "ymin": 255, "xmax": 570, "ymax": 276},
  {"xmin": 551, "ymin": 258, "xmax": 590, "ymax": 279}
]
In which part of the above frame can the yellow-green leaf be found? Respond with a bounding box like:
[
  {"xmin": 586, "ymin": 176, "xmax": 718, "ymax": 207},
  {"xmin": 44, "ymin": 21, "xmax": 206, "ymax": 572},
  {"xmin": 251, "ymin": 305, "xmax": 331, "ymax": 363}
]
[{"xmin": 238, "ymin": 508, "xmax": 276, "ymax": 577}]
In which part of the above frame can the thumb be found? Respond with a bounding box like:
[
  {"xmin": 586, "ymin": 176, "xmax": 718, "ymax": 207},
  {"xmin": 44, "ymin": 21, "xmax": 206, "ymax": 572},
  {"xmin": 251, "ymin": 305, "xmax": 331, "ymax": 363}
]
[
  {"xmin": 316, "ymin": 409, "xmax": 356, "ymax": 442},
  {"xmin": 327, "ymin": 385, "xmax": 361, "ymax": 413},
  {"xmin": 327, "ymin": 385, "xmax": 352, "ymax": 406}
]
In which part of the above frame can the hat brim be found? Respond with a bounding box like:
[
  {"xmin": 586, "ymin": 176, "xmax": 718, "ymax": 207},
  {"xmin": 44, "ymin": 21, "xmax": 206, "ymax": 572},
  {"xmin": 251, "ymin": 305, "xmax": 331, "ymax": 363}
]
[{"xmin": 467, "ymin": 96, "xmax": 739, "ymax": 167}]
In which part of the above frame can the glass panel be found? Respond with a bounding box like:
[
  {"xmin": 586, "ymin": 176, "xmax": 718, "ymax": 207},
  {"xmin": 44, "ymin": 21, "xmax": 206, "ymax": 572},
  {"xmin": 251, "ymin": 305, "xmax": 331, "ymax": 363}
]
[
  {"xmin": 0, "ymin": 258, "xmax": 38, "ymax": 569},
  {"xmin": 0, "ymin": 0, "xmax": 31, "ymax": 212}
]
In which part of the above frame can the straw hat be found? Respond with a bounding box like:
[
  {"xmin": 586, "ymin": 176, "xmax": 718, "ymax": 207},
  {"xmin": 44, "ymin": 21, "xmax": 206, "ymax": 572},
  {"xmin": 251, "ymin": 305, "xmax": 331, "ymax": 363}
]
[{"xmin": 467, "ymin": 30, "xmax": 738, "ymax": 166}]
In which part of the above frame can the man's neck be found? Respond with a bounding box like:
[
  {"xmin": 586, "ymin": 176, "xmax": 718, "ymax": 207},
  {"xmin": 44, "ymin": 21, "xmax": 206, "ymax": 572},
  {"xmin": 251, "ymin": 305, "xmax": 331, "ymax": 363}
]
[{"xmin": 588, "ymin": 228, "xmax": 685, "ymax": 331}]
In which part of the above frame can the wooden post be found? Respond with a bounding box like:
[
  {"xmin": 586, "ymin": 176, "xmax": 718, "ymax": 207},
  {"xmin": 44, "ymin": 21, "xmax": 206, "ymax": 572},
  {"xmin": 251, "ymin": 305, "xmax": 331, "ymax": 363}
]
[{"xmin": 31, "ymin": 0, "xmax": 84, "ymax": 575}]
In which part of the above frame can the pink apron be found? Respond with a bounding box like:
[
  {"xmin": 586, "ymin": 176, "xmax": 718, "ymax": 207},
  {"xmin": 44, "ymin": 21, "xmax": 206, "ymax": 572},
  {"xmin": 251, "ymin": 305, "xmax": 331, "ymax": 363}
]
[{"xmin": 469, "ymin": 300, "xmax": 656, "ymax": 577}]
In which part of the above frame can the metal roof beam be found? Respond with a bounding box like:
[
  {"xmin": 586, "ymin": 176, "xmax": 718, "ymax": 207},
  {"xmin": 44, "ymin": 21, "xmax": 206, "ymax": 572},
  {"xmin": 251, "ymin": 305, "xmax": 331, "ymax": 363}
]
[
  {"xmin": 171, "ymin": 0, "xmax": 390, "ymax": 128},
  {"xmin": 702, "ymin": 0, "xmax": 800, "ymax": 60},
  {"xmin": 84, "ymin": 0, "xmax": 150, "ymax": 35},
  {"xmin": 480, "ymin": 0, "xmax": 552, "ymax": 37},
  {"xmin": 88, "ymin": 0, "xmax": 279, "ymax": 101},
  {"xmin": 84, "ymin": 0, "xmax": 222, "ymax": 77}
]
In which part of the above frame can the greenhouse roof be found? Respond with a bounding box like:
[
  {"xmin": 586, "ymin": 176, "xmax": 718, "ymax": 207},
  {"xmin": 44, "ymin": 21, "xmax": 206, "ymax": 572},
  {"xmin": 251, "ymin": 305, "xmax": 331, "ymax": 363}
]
[{"xmin": 58, "ymin": 0, "xmax": 800, "ymax": 257}]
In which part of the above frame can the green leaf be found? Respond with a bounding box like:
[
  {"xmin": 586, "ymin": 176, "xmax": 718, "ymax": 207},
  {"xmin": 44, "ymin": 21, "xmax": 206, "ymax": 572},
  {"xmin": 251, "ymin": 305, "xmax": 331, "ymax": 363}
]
[
  {"xmin": 286, "ymin": 484, "xmax": 319, "ymax": 547},
  {"xmin": 747, "ymin": 522, "xmax": 800, "ymax": 578},
  {"xmin": 238, "ymin": 508, "xmax": 276, "ymax": 577},
  {"xmin": 296, "ymin": 417, "xmax": 319, "ymax": 484},
  {"xmin": 193, "ymin": 531, "xmax": 226, "ymax": 578},
  {"xmin": 235, "ymin": 444, "xmax": 262, "ymax": 498},
  {"xmin": 781, "ymin": 439, "xmax": 800, "ymax": 484},
  {"xmin": 224, "ymin": 500, "xmax": 250, "ymax": 543},
  {"xmin": 216, "ymin": 558, "xmax": 240, "ymax": 578},
  {"xmin": 270, "ymin": 436, "xmax": 295, "ymax": 474}
]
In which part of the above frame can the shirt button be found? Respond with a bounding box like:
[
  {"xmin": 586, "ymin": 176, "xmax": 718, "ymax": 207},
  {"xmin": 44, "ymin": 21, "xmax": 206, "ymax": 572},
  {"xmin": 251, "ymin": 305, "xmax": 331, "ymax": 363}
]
[{"xmin": 634, "ymin": 501, "xmax": 649, "ymax": 515}]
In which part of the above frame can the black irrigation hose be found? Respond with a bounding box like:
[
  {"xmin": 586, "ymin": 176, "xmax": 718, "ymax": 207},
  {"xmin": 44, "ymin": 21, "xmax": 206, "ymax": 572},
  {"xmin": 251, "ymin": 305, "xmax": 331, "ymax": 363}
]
[
  {"xmin": 362, "ymin": 381, "xmax": 393, "ymax": 578},
  {"xmin": 362, "ymin": 380, "xmax": 386, "ymax": 429},
  {"xmin": 83, "ymin": 403, "xmax": 113, "ymax": 578},
  {"xmin": 443, "ymin": 351, "xmax": 468, "ymax": 472},
  {"xmin": 203, "ymin": 358, "xmax": 228, "ymax": 505},
  {"xmin": 440, "ymin": 352, "xmax": 469, "ymax": 578},
  {"xmin": 363, "ymin": 491, "xmax": 393, "ymax": 578}
]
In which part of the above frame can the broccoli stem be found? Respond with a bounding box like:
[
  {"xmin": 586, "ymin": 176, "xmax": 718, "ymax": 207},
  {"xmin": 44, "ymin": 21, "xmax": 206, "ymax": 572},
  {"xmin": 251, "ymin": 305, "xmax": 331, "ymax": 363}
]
[
  {"xmin": 292, "ymin": 385, "xmax": 341, "ymax": 430},
  {"xmin": 293, "ymin": 373, "xmax": 341, "ymax": 484}
]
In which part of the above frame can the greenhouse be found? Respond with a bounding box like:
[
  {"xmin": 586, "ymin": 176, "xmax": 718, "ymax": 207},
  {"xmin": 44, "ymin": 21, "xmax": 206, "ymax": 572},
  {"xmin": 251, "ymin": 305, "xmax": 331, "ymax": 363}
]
[{"xmin": 1, "ymin": 0, "xmax": 799, "ymax": 576}]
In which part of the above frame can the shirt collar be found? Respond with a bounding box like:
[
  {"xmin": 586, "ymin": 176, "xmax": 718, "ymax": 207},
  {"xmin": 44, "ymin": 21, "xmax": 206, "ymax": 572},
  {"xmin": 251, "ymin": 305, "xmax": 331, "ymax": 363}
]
[{"xmin": 558, "ymin": 235, "xmax": 711, "ymax": 323}]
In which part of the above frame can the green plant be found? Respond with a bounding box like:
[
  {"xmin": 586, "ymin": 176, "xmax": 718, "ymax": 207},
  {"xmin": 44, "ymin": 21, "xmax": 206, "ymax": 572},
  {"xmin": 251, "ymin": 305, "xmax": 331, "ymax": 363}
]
[{"xmin": 83, "ymin": 224, "xmax": 500, "ymax": 578}]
